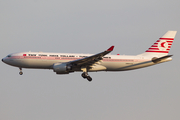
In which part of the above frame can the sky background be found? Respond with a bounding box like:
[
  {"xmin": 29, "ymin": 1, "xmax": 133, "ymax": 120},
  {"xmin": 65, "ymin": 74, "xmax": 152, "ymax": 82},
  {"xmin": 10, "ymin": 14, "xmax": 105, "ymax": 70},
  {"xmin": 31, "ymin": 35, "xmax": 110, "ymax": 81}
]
[{"xmin": 0, "ymin": 0, "xmax": 180, "ymax": 120}]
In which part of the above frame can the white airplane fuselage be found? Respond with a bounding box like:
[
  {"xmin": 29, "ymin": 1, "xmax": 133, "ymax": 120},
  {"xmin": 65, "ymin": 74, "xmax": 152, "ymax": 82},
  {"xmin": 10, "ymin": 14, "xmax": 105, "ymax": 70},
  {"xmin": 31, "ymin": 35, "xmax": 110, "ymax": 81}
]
[
  {"xmin": 2, "ymin": 31, "xmax": 177, "ymax": 81},
  {"xmin": 2, "ymin": 52, "xmax": 172, "ymax": 72}
]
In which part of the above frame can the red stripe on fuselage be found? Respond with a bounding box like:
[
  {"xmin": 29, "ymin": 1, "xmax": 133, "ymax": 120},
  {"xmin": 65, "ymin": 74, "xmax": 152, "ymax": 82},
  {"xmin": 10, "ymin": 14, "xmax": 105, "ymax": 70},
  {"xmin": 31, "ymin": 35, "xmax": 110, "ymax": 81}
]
[{"xmin": 9, "ymin": 56, "xmax": 148, "ymax": 63}]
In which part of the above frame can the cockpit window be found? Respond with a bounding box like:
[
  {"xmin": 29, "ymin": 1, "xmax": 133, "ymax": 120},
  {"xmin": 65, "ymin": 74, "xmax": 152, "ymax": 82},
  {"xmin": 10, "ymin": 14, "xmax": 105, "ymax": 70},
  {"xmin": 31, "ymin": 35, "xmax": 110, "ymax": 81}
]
[{"xmin": 7, "ymin": 55, "xmax": 11, "ymax": 57}]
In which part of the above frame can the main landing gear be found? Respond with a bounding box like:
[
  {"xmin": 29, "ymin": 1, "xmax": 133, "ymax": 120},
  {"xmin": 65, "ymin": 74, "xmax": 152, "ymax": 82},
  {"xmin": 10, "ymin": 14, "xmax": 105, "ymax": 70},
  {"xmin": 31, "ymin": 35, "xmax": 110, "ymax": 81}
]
[
  {"xmin": 19, "ymin": 68, "xmax": 23, "ymax": 75},
  {"xmin": 81, "ymin": 67, "xmax": 92, "ymax": 82},
  {"xmin": 81, "ymin": 72, "xmax": 92, "ymax": 82}
]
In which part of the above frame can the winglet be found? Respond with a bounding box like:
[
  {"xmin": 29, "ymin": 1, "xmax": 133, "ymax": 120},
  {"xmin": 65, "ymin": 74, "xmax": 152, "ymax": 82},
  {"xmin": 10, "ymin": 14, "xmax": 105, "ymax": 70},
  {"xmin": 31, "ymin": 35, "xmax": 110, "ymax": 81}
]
[{"xmin": 107, "ymin": 46, "xmax": 114, "ymax": 51}]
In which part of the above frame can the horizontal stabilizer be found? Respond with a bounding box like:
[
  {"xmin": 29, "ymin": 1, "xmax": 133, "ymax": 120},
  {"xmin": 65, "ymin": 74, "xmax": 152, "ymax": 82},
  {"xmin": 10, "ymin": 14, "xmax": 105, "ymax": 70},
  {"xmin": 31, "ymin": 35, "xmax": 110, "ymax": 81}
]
[{"xmin": 152, "ymin": 55, "xmax": 173, "ymax": 63}]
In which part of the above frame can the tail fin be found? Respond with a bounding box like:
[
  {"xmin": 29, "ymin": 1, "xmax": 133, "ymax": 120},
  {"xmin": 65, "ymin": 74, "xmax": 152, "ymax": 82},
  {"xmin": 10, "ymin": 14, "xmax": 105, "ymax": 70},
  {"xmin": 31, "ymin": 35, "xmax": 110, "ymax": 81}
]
[{"xmin": 138, "ymin": 31, "xmax": 177, "ymax": 57}]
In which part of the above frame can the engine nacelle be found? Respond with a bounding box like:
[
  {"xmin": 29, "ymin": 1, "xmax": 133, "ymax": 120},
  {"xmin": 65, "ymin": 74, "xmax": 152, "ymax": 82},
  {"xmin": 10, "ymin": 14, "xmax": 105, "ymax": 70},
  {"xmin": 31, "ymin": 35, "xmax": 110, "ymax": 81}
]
[{"xmin": 53, "ymin": 63, "xmax": 70, "ymax": 74}]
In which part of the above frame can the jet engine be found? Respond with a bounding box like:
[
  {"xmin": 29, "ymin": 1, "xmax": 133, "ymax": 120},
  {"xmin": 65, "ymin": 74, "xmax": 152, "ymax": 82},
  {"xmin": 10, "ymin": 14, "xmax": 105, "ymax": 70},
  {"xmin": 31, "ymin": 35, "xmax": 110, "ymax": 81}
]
[{"xmin": 53, "ymin": 63, "xmax": 72, "ymax": 74}]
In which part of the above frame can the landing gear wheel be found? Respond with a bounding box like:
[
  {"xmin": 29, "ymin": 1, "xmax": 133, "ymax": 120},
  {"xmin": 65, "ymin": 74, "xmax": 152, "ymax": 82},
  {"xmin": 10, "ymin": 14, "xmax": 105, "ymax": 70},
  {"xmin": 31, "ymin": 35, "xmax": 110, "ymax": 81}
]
[
  {"xmin": 19, "ymin": 71, "xmax": 23, "ymax": 75},
  {"xmin": 19, "ymin": 68, "xmax": 23, "ymax": 75},
  {"xmin": 81, "ymin": 68, "xmax": 92, "ymax": 81},
  {"xmin": 87, "ymin": 76, "xmax": 92, "ymax": 82},
  {"xmin": 81, "ymin": 72, "xmax": 87, "ymax": 78}
]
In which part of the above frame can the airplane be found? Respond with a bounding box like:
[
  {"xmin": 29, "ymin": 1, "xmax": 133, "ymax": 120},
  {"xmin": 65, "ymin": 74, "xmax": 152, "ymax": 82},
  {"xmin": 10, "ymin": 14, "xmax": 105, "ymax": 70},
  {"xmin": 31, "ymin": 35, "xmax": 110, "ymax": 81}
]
[{"xmin": 2, "ymin": 31, "xmax": 177, "ymax": 81}]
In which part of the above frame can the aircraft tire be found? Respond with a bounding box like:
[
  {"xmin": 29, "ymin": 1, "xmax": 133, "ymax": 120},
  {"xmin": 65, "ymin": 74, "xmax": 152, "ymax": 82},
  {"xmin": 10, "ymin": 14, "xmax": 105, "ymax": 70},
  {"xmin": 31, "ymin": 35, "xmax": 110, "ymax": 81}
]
[
  {"xmin": 19, "ymin": 72, "xmax": 23, "ymax": 75},
  {"xmin": 81, "ymin": 72, "xmax": 87, "ymax": 78},
  {"xmin": 87, "ymin": 76, "xmax": 92, "ymax": 81}
]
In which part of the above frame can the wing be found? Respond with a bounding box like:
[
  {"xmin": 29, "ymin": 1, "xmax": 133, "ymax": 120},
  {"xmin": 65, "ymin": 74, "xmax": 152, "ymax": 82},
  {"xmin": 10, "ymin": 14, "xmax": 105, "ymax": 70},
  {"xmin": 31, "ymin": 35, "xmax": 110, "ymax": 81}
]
[{"xmin": 68, "ymin": 46, "xmax": 114, "ymax": 67}]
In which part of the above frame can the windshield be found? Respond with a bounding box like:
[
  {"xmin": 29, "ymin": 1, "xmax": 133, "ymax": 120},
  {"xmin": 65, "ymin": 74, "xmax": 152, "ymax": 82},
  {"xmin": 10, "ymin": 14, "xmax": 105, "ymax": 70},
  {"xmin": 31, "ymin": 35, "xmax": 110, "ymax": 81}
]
[{"xmin": 7, "ymin": 55, "xmax": 11, "ymax": 57}]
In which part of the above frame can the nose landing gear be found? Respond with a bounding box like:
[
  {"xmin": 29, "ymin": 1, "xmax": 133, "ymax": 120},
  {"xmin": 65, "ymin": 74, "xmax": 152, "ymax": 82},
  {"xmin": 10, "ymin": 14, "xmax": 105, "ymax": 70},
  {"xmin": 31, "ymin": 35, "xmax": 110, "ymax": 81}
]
[{"xmin": 19, "ymin": 68, "xmax": 23, "ymax": 75}]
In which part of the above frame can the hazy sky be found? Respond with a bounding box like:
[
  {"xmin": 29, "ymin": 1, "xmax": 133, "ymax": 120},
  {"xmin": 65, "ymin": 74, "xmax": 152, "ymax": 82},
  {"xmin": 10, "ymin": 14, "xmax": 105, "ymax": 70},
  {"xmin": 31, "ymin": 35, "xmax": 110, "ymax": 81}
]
[{"xmin": 0, "ymin": 0, "xmax": 180, "ymax": 120}]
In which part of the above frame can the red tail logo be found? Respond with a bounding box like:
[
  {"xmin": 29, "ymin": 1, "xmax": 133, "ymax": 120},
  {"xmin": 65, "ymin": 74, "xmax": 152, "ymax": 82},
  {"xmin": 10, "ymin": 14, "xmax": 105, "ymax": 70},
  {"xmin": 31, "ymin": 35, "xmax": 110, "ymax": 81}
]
[{"xmin": 146, "ymin": 38, "xmax": 174, "ymax": 53}]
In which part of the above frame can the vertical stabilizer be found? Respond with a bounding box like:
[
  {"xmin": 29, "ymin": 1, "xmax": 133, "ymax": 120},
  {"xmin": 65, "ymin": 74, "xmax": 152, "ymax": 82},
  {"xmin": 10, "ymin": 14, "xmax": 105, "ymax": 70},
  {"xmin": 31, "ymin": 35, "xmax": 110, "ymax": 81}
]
[{"xmin": 138, "ymin": 31, "xmax": 177, "ymax": 57}]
